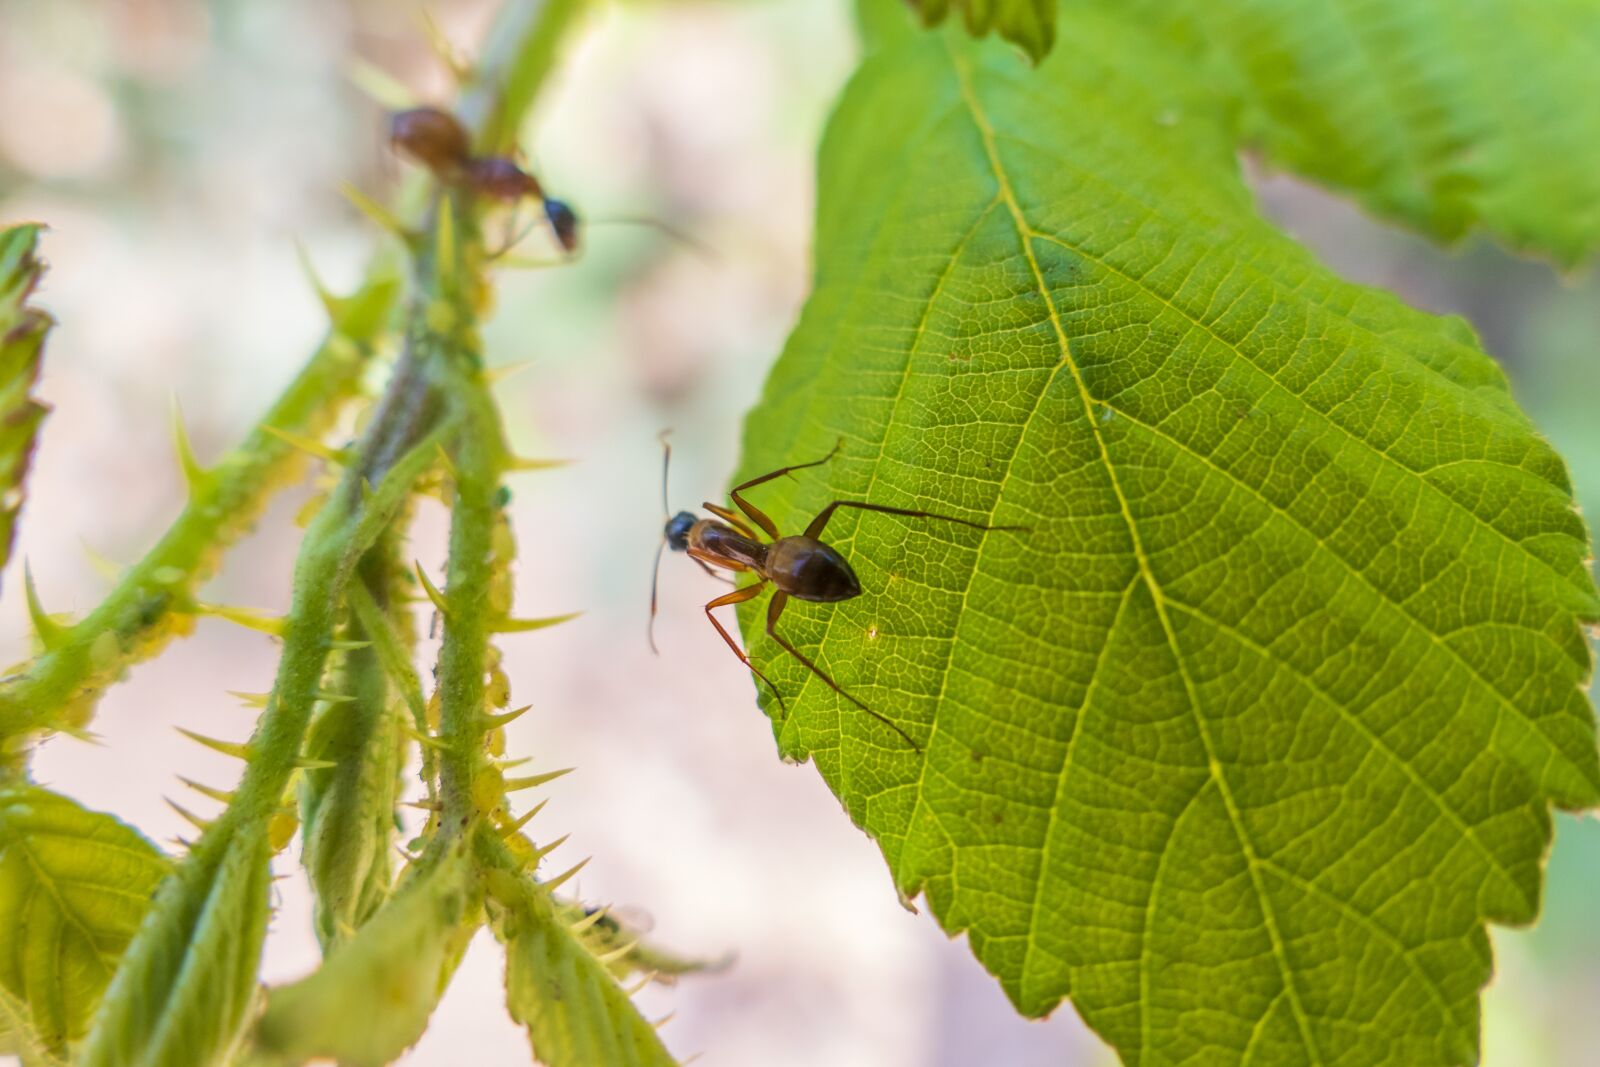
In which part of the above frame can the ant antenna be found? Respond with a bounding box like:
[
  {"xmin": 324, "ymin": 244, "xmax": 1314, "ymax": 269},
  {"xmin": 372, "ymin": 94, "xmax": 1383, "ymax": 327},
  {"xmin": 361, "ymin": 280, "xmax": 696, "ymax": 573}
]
[
  {"xmin": 648, "ymin": 431, "xmax": 673, "ymax": 655},
  {"xmin": 586, "ymin": 216, "xmax": 717, "ymax": 263}
]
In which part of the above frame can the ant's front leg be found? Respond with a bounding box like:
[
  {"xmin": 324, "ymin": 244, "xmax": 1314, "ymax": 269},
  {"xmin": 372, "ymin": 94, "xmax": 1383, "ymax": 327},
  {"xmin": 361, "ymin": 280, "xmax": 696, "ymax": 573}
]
[{"xmin": 702, "ymin": 581, "xmax": 785, "ymax": 712}]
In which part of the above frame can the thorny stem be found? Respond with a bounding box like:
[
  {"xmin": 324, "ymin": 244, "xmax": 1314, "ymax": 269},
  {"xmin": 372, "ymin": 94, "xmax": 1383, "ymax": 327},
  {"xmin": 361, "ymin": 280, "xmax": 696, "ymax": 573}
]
[{"xmin": 0, "ymin": 268, "xmax": 399, "ymax": 765}]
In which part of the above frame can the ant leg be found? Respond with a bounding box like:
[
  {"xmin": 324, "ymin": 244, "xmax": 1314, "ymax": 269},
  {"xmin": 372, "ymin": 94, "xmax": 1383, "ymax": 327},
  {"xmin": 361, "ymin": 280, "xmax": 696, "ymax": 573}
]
[
  {"xmin": 703, "ymin": 582, "xmax": 786, "ymax": 714},
  {"xmin": 729, "ymin": 439, "xmax": 844, "ymax": 540},
  {"xmin": 805, "ymin": 500, "xmax": 1026, "ymax": 541},
  {"xmin": 765, "ymin": 592, "xmax": 921, "ymax": 753},
  {"xmin": 703, "ymin": 502, "xmax": 760, "ymax": 541},
  {"xmin": 694, "ymin": 558, "xmax": 736, "ymax": 585}
]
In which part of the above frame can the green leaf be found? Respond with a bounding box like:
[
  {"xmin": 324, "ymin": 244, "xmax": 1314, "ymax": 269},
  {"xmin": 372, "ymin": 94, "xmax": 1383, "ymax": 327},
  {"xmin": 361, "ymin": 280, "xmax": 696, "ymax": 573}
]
[
  {"xmin": 488, "ymin": 868, "xmax": 677, "ymax": 1067},
  {"xmin": 300, "ymin": 582, "xmax": 407, "ymax": 948},
  {"xmin": 250, "ymin": 840, "xmax": 479, "ymax": 1067},
  {"xmin": 1098, "ymin": 0, "xmax": 1600, "ymax": 266},
  {"xmin": 79, "ymin": 827, "xmax": 271, "ymax": 1067},
  {"xmin": 735, "ymin": 9, "xmax": 1600, "ymax": 1064},
  {"xmin": 0, "ymin": 224, "xmax": 52, "ymax": 589},
  {"xmin": 904, "ymin": 0, "xmax": 1055, "ymax": 62},
  {"xmin": 0, "ymin": 786, "xmax": 169, "ymax": 1061}
]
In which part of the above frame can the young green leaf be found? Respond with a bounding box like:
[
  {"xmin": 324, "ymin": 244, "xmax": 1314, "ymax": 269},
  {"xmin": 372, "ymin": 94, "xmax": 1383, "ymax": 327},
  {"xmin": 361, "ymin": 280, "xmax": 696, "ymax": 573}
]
[
  {"xmin": 736, "ymin": 8, "xmax": 1599, "ymax": 1064},
  {"xmin": 1098, "ymin": 0, "xmax": 1600, "ymax": 266},
  {"xmin": 0, "ymin": 224, "xmax": 51, "ymax": 590},
  {"xmin": 0, "ymin": 786, "xmax": 169, "ymax": 1060},
  {"xmin": 300, "ymin": 545, "xmax": 411, "ymax": 948},
  {"xmin": 488, "ymin": 868, "xmax": 678, "ymax": 1067},
  {"xmin": 904, "ymin": 0, "xmax": 1054, "ymax": 62},
  {"xmin": 78, "ymin": 829, "xmax": 271, "ymax": 1067},
  {"xmin": 250, "ymin": 841, "xmax": 479, "ymax": 1067}
]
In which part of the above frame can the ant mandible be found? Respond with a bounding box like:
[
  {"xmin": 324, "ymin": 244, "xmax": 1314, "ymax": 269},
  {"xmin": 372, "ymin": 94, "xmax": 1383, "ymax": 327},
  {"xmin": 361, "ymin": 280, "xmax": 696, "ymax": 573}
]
[
  {"xmin": 649, "ymin": 435, "xmax": 1024, "ymax": 752},
  {"xmin": 389, "ymin": 106, "xmax": 578, "ymax": 253}
]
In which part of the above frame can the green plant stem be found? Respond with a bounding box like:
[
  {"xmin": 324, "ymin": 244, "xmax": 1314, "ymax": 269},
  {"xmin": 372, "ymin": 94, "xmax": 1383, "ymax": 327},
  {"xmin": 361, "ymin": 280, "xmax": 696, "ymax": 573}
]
[{"xmin": 0, "ymin": 273, "xmax": 398, "ymax": 762}]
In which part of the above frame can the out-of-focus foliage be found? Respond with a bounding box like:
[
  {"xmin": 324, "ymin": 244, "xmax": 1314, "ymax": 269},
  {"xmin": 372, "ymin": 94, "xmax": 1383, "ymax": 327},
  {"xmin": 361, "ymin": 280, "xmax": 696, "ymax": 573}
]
[
  {"xmin": 0, "ymin": 786, "xmax": 169, "ymax": 1064},
  {"xmin": 0, "ymin": 225, "xmax": 50, "ymax": 589},
  {"xmin": 736, "ymin": 2, "xmax": 1599, "ymax": 1063},
  {"xmin": 905, "ymin": 0, "xmax": 1054, "ymax": 60}
]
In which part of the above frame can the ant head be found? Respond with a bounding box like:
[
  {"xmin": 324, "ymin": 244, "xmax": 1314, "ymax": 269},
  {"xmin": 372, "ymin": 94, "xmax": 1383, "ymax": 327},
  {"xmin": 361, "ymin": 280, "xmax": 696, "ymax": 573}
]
[
  {"xmin": 664, "ymin": 511, "xmax": 697, "ymax": 552},
  {"xmin": 390, "ymin": 107, "xmax": 470, "ymax": 174},
  {"xmin": 543, "ymin": 198, "xmax": 580, "ymax": 254}
]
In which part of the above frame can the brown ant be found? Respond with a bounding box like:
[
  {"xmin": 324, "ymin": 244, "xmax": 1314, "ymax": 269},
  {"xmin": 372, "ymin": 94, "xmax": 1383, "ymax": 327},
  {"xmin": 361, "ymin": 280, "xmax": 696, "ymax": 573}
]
[
  {"xmin": 389, "ymin": 106, "xmax": 578, "ymax": 253},
  {"xmin": 650, "ymin": 435, "xmax": 1024, "ymax": 752}
]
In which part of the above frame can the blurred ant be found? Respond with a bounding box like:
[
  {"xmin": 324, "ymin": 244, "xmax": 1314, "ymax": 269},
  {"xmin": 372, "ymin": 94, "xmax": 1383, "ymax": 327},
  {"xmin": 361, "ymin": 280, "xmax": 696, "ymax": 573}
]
[
  {"xmin": 390, "ymin": 106, "xmax": 578, "ymax": 254},
  {"xmin": 649, "ymin": 435, "xmax": 1024, "ymax": 752}
]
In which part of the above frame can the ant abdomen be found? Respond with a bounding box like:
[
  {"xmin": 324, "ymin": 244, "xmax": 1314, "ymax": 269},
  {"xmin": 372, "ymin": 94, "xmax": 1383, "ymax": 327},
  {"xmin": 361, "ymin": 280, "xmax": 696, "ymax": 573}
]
[{"xmin": 389, "ymin": 107, "xmax": 471, "ymax": 177}]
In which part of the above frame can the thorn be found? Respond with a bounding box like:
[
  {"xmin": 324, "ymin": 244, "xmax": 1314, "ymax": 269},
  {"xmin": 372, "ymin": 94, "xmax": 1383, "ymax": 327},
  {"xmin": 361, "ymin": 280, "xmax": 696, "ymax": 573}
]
[
  {"xmin": 417, "ymin": 9, "xmax": 471, "ymax": 81},
  {"xmin": 528, "ymin": 833, "xmax": 571, "ymax": 865},
  {"xmin": 503, "ymin": 767, "xmax": 574, "ymax": 793},
  {"xmin": 339, "ymin": 182, "xmax": 406, "ymax": 238},
  {"xmin": 79, "ymin": 539, "xmax": 123, "ymax": 583},
  {"xmin": 482, "ymin": 360, "xmax": 534, "ymax": 386},
  {"xmin": 483, "ymin": 704, "xmax": 531, "ymax": 730},
  {"xmin": 345, "ymin": 58, "xmax": 415, "ymax": 111},
  {"xmin": 226, "ymin": 690, "xmax": 271, "ymax": 709},
  {"xmin": 330, "ymin": 639, "xmax": 372, "ymax": 652},
  {"xmin": 651, "ymin": 1010, "xmax": 676, "ymax": 1031},
  {"xmin": 293, "ymin": 239, "xmax": 344, "ymax": 322},
  {"xmin": 569, "ymin": 905, "xmax": 609, "ymax": 934},
  {"xmin": 434, "ymin": 442, "xmax": 459, "ymax": 481},
  {"xmin": 197, "ymin": 602, "xmax": 287, "ymax": 638},
  {"xmin": 316, "ymin": 689, "xmax": 356, "ymax": 705},
  {"xmin": 508, "ymin": 456, "xmax": 572, "ymax": 472},
  {"xmin": 594, "ymin": 940, "xmax": 639, "ymax": 967},
  {"xmin": 165, "ymin": 798, "xmax": 212, "ymax": 832},
  {"xmin": 177, "ymin": 776, "xmax": 235, "ymax": 804},
  {"xmin": 542, "ymin": 856, "xmax": 589, "ymax": 893},
  {"xmin": 402, "ymin": 799, "xmax": 443, "ymax": 812},
  {"xmin": 23, "ymin": 564, "xmax": 67, "ymax": 650},
  {"xmin": 413, "ymin": 562, "xmax": 449, "ymax": 615},
  {"xmin": 293, "ymin": 756, "xmax": 338, "ymax": 770},
  {"xmin": 499, "ymin": 798, "xmax": 548, "ymax": 837},
  {"xmin": 494, "ymin": 612, "xmax": 581, "ymax": 634},
  {"xmin": 171, "ymin": 397, "xmax": 207, "ymax": 491},
  {"xmin": 176, "ymin": 727, "xmax": 251, "ymax": 761},
  {"xmin": 263, "ymin": 424, "xmax": 349, "ymax": 465},
  {"xmin": 622, "ymin": 972, "xmax": 657, "ymax": 996},
  {"xmin": 401, "ymin": 722, "xmax": 449, "ymax": 752},
  {"xmin": 492, "ymin": 755, "xmax": 532, "ymax": 771}
]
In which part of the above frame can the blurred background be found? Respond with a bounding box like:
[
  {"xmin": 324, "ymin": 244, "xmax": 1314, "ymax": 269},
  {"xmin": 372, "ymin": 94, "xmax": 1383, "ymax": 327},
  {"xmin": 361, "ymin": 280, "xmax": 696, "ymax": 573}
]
[{"xmin": 0, "ymin": 1, "xmax": 1596, "ymax": 1064}]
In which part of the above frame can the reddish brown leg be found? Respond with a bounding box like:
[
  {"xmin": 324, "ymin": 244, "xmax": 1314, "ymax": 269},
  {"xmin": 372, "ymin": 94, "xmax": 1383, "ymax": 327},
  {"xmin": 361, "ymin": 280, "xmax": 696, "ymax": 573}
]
[
  {"xmin": 694, "ymin": 558, "xmax": 736, "ymax": 585},
  {"xmin": 703, "ymin": 502, "xmax": 760, "ymax": 540},
  {"xmin": 729, "ymin": 439, "xmax": 844, "ymax": 540},
  {"xmin": 805, "ymin": 499, "xmax": 1025, "ymax": 541},
  {"xmin": 765, "ymin": 592, "xmax": 921, "ymax": 753},
  {"xmin": 704, "ymin": 582, "xmax": 786, "ymax": 713}
]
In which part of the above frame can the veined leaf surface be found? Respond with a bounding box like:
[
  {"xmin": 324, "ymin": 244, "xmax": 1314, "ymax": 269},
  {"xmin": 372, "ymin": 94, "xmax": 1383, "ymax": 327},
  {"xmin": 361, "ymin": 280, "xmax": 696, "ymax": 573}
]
[
  {"xmin": 0, "ymin": 786, "xmax": 169, "ymax": 1060},
  {"xmin": 734, "ymin": 6, "xmax": 1600, "ymax": 1063},
  {"xmin": 0, "ymin": 224, "xmax": 51, "ymax": 587}
]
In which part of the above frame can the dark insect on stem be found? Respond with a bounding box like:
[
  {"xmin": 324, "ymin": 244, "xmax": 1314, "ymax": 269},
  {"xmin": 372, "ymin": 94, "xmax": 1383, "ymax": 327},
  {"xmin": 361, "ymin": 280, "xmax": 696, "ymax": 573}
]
[
  {"xmin": 389, "ymin": 106, "xmax": 579, "ymax": 254},
  {"xmin": 650, "ymin": 434, "xmax": 1025, "ymax": 753}
]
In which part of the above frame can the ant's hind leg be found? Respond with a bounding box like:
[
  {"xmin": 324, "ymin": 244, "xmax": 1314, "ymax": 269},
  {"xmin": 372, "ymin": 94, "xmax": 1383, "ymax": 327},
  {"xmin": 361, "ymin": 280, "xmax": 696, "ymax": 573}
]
[
  {"xmin": 703, "ymin": 502, "xmax": 760, "ymax": 540},
  {"xmin": 729, "ymin": 439, "xmax": 844, "ymax": 540},
  {"xmin": 703, "ymin": 583, "xmax": 786, "ymax": 714},
  {"xmin": 764, "ymin": 593, "xmax": 921, "ymax": 753}
]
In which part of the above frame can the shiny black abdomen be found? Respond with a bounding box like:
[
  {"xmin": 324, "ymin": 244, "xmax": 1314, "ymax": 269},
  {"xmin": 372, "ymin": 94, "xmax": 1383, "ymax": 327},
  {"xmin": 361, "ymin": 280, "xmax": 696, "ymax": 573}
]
[{"xmin": 765, "ymin": 536, "xmax": 862, "ymax": 602}]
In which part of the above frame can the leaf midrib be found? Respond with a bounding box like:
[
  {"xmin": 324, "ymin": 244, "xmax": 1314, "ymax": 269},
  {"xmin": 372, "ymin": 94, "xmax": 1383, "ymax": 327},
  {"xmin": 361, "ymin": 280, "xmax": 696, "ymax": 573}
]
[{"xmin": 950, "ymin": 46, "xmax": 1326, "ymax": 1062}]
